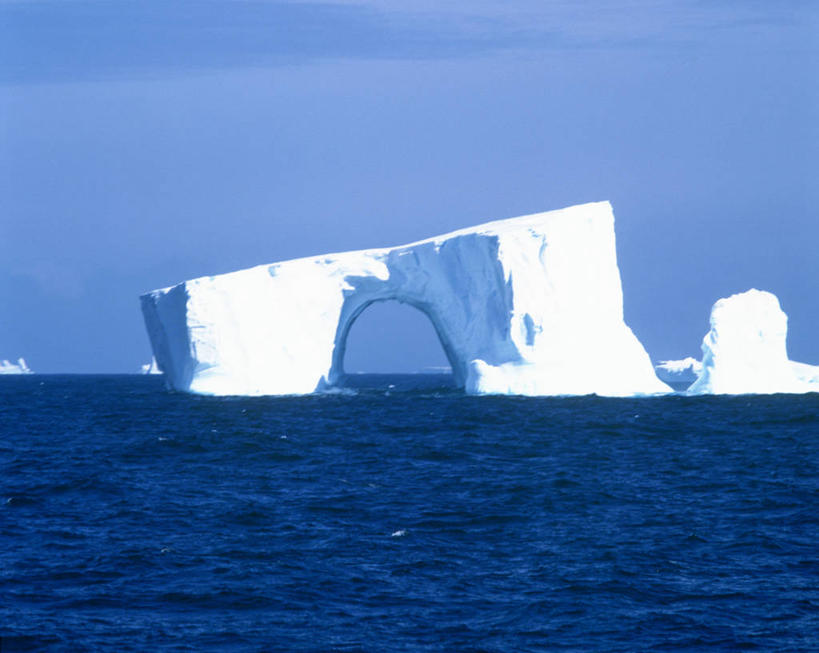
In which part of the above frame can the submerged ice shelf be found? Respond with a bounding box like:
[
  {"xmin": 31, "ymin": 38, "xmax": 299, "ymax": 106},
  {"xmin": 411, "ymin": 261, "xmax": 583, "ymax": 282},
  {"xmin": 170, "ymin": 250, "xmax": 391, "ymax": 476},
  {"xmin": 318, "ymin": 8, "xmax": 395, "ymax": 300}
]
[{"xmin": 141, "ymin": 201, "xmax": 671, "ymax": 397}]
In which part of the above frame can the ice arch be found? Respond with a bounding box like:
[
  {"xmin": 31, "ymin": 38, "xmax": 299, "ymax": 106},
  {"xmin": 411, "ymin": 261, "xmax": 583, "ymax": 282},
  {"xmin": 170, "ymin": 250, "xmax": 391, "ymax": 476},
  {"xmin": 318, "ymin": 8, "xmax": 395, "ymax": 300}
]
[
  {"xmin": 141, "ymin": 201, "xmax": 670, "ymax": 396},
  {"xmin": 334, "ymin": 300, "xmax": 454, "ymax": 375}
]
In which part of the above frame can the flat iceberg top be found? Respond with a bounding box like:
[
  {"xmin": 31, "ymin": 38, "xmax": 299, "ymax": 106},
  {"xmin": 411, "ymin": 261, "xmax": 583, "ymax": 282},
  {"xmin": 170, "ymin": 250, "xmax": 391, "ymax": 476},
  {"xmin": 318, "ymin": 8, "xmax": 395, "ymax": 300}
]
[
  {"xmin": 151, "ymin": 201, "xmax": 613, "ymax": 293},
  {"xmin": 406, "ymin": 200, "xmax": 613, "ymax": 246}
]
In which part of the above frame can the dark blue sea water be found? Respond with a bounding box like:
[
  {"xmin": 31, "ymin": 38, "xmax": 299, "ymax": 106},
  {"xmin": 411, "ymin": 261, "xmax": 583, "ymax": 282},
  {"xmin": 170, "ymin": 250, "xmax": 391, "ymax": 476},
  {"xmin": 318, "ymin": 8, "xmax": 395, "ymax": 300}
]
[{"xmin": 2, "ymin": 375, "xmax": 818, "ymax": 651}]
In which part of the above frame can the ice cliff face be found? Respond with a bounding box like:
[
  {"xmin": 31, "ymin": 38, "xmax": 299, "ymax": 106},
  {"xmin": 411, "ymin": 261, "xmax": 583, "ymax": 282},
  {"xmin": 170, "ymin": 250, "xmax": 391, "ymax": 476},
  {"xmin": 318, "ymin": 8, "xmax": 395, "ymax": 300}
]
[
  {"xmin": 0, "ymin": 358, "xmax": 32, "ymax": 375},
  {"xmin": 687, "ymin": 289, "xmax": 819, "ymax": 395},
  {"xmin": 141, "ymin": 201, "xmax": 671, "ymax": 397}
]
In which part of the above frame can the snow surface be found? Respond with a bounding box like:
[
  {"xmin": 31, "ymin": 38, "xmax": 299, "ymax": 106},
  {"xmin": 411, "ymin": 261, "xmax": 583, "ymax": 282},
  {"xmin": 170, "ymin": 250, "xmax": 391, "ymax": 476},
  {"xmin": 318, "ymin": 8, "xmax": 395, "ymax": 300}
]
[
  {"xmin": 687, "ymin": 289, "xmax": 819, "ymax": 395},
  {"xmin": 141, "ymin": 201, "xmax": 671, "ymax": 397},
  {"xmin": 0, "ymin": 358, "xmax": 32, "ymax": 375},
  {"xmin": 654, "ymin": 357, "xmax": 703, "ymax": 384}
]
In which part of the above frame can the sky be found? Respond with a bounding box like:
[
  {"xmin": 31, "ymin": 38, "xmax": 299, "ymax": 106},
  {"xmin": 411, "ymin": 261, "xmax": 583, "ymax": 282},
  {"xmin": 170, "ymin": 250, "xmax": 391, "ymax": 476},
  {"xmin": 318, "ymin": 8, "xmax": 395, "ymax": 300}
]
[{"xmin": 1, "ymin": 0, "xmax": 817, "ymax": 373}]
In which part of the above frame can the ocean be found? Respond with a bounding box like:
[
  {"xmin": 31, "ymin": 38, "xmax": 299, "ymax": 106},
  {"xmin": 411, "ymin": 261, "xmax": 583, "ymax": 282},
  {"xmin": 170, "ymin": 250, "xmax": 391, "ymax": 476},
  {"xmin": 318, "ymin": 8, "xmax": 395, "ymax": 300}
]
[{"xmin": 2, "ymin": 374, "xmax": 818, "ymax": 651}]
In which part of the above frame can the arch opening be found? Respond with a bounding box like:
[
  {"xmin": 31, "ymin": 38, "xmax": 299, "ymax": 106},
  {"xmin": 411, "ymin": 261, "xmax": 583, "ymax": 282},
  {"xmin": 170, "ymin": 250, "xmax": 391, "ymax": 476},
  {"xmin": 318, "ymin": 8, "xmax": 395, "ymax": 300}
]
[{"xmin": 331, "ymin": 299, "xmax": 460, "ymax": 389}]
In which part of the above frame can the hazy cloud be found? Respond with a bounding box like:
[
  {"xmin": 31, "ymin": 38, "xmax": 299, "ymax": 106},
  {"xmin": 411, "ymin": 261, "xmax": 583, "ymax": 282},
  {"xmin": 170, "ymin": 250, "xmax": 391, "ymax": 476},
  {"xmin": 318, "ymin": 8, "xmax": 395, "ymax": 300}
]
[
  {"xmin": 2, "ymin": 0, "xmax": 814, "ymax": 84},
  {"xmin": 0, "ymin": 0, "xmax": 531, "ymax": 84}
]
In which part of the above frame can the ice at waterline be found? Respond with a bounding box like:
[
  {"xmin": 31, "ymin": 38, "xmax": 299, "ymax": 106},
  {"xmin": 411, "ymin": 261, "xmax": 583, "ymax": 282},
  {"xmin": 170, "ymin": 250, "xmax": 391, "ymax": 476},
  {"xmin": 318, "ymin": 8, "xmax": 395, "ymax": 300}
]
[{"xmin": 141, "ymin": 201, "xmax": 671, "ymax": 397}]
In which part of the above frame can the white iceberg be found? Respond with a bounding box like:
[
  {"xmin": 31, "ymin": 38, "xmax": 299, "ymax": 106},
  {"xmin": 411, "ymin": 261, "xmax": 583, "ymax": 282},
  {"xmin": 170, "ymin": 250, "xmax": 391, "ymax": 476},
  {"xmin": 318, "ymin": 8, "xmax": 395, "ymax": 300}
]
[
  {"xmin": 0, "ymin": 357, "xmax": 33, "ymax": 375},
  {"xmin": 654, "ymin": 357, "xmax": 703, "ymax": 384},
  {"xmin": 141, "ymin": 201, "xmax": 671, "ymax": 397},
  {"xmin": 687, "ymin": 289, "xmax": 819, "ymax": 395},
  {"xmin": 140, "ymin": 357, "xmax": 162, "ymax": 375}
]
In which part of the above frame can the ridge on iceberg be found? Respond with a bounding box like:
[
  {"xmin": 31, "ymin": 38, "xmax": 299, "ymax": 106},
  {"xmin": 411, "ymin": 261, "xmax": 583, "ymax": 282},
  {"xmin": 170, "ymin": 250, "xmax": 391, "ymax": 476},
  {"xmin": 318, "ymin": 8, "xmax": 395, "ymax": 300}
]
[
  {"xmin": 654, "ymin": 357, "xmax": 702, "ymax": 384},
  {"xmin": 687, "ymin": 289, "xmax": 819, "ymax": 395},
  {"xmin": 0, "ymin": 357, "xmax": 33, "ymax": 375},
  {"xmin": 141, "ymin": 201, "xmax": 671, "ymax": 397}
]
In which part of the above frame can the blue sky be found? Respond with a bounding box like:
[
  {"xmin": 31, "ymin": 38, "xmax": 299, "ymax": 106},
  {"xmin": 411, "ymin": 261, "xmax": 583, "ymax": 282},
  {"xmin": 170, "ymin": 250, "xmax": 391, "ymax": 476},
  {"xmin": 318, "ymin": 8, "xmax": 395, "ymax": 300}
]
[{"xmin": 1, "ymin": 0, "xmax": 817, "ymax": 372}]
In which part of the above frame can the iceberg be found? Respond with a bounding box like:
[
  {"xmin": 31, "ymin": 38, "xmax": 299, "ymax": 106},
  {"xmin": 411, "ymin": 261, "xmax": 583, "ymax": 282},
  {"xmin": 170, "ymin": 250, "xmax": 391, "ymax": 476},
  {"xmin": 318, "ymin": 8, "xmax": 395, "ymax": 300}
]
[
  {"xmin": 141, "ymin": 201, "xmax": 671, "ymax": 397},
  {"xmin": 0, "ymin": 357, "xmax": 33, "ymax": 375},
  {"xmin": 140, "ymin": 357, "xmax": 162, "ymax": 375},
  {"xmin": 654, "ymin": 357, "xmax": 702, "ymax": 384},
  {"xmin": 687, "ymin": 289, "xmax": 819, "ymax": 395}
]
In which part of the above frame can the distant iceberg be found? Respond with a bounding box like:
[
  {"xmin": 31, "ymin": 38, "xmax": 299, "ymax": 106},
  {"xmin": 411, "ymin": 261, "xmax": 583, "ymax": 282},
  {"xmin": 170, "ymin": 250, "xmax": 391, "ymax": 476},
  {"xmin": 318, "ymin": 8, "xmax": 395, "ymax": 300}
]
[
  {"xmin": 654, "ymin": 357, "xmax": 702, "ymax": 384},
  {"xmin": 687, "ymin": 289, "xmax": 819, "ymax": 395},
  {"xmin": 140, "ymin": 357, "xmax": 162, "ymax": 375},
  {"xmin": 0, "ymin": 358, "xmax": 33, "ymax": 375}
]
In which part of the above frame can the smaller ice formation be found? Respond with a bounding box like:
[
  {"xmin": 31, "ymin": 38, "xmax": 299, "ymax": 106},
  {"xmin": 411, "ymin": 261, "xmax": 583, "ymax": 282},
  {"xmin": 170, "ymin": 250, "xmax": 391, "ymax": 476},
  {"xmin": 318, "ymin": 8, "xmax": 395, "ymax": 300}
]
[
  {"xmin": 654, "ymin": 357, "xmax": 702, "ymax": 384},
  {"xmin": 0, "ymin": 358, "xmax": 33, "ymax": 375},
  {"xmin": 687, "ymin": 289, "xmax": 819, "ymax": 395},
  {"xmin": 140, "ymin": 357, "xmax": 162, "ymax": 375}
]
